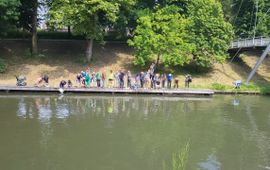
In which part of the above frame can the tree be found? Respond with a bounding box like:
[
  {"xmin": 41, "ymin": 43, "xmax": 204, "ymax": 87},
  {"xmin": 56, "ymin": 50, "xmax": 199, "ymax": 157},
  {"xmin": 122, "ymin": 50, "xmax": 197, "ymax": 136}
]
[
  {"xmin": 0, "ymin": 0, "xmax": 20, "ymax": 37},
  {"xmin": 31, "ymin": 0, "xmax": 38, "ymax": 55},
  {"xmin": 128, "ymin": 0, "xmax": 233, "ymax": 68},
  {"xmin": 187, "ymin": 0, "xmax": 234, "ymax": 67},
  {"xmin": 49, "ymin": 0, "xmax": 121, "ymax": 62},
  {"xmin": 128, "ymin": 5, "xmax": 194, "ymax": 67},
  {"xmin": 17, "ymin": 0, "xmax": 39, "ymax": 55},
  {"xmin": 229, "ymin": 0, "xmax": 270, "ymax": 38}
]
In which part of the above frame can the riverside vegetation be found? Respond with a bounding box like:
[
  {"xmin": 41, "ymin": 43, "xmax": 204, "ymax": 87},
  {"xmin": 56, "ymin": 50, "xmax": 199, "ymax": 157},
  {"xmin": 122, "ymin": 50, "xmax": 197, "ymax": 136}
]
[{"xmin": 0, "ymin": 0, "xmax": 270, "ymax": 93}]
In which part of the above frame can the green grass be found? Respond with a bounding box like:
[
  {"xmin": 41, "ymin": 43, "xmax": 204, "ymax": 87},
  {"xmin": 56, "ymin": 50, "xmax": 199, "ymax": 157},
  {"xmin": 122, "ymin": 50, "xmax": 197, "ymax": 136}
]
[
  {"xmin": 190, "ymin": 82, "xmax": 270, "ymax": 95},
  {"xmin": 163, "ymin": 141, "xmax": 190, "ymax": 170},
  {"xmin": 0, "ymin": 58, "xmax": 7, "ymax": 73}
]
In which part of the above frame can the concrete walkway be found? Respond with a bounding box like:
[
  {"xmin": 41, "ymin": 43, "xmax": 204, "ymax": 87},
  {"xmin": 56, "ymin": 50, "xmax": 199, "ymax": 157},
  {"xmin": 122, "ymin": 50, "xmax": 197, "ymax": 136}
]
[{"xmin": 0, "ymin": 86, "xmax": 214, "ymax": 96}]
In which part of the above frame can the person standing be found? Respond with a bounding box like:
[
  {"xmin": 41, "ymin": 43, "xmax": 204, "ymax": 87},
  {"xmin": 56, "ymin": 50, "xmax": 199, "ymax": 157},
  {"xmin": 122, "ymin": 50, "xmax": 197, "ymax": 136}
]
[
  {"xmin": 108, "ymin": 70, "xmax": 114, "ymax": 88},
  {"xmin": 174, "ymin": 78, "xmax": 179, "ymax": 88},
  {"xmin": 96, "ymin": 72, "xmax": 101, "ymax": 88},
  {"xmin": 140, "ymin": 72, "xmax": 145, "ymax": 88},
  {"xmin": 119, "ymin": 70, "xmax": 125, "ymax": 89},
  {"xmin": 135, "ymin": 74, "xmax": 140, "ymax": 87},
  {"xmin": 161, "ymin": 74, "xmax": 166, "ymax": 88},
  {"xmin": 127, "ymin": 71, "xmax": 132, "ymax": 88},
  {"xmin": 114, "ymin": 71, "xmax": 119, "ymax": 88},
  {"xmin": 149, "ymin": 63, "xmax": 155, "ymax": 79},
  {"xmin": 185, "ymin": 74, "xmax": 192, "ymax": 88},
  {"xmin": 101, "ymin": 67, "xmax": 106, "ymax": 88},
  {"xmin": 152, "ymin": 74, "xmax": 158, "ymax": 89},
  {"xmin": 85, "ymin": 73, "xmax": 91, "ymax": 88},
  {"xmin": 91, "ymin": 72, "xmax": 96, "ymax": 87},
  {"xmin": 167, "ymin": 73, "xmax": 173, "ymax": 89},
  {"xmin": 76, "ymin": 73, "xmax": 82, "ymax": 87}
]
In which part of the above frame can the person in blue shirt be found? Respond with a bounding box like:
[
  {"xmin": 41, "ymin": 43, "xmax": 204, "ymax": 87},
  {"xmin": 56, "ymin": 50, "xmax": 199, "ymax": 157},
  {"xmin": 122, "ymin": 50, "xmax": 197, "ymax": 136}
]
[{"xmin": 167, "ymin": 73, "xmax": 173, "ymax": 89}]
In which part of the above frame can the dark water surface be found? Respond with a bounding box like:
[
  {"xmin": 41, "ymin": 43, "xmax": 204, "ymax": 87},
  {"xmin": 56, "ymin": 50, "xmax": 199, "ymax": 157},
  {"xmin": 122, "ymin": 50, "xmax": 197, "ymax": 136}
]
[{"xmin": 0, "ymin": 94, "xmax": 270, "ymax": 170}]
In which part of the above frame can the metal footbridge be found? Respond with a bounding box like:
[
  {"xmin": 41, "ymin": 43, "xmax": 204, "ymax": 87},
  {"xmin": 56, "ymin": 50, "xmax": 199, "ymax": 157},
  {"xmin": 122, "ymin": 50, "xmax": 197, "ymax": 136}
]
[
  {"xmin": 230, "ymin": 36, "xmax": 270, "ymax": 49},
  {"xmin": 230, "ymin": 36, "xmax": 270, "ymax": 84}
]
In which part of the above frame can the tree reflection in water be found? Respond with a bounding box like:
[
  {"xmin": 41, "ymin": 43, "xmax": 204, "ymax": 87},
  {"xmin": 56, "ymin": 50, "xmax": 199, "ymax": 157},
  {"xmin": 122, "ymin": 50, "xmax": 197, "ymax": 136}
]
[{"xmin": 3, "ymin": 95, "xmax": 269, "ymax": 170}]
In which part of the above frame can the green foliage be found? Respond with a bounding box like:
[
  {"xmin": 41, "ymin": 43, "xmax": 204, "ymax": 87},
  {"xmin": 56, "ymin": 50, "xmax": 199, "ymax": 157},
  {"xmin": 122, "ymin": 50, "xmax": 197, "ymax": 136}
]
[
  {"xmin": 0, "ymin": 58, "xmax": 7, "ymax": 73},
  {"xmin": 128, "ymin": 5, "xmax": 194, "ymax": 67},
  {"xmin": 129, "ymin": 0, "xmax": 233, "ymax": 68},
  {"xmin": 187, "ymin": 0, "xmax": 234, "ymax": 67},
  {"xmin": 18, "ymin": 0, "xmax": 34, "ymax": 32},
  {"xmin": 49, "ymin": 0, "xmax": 121, "ymax": 41},
  {"xmin": 0, "ymin": 0, "xmax": 20, "ymax": 36},
  {"xmin": 24, "ymin": 48, "xmax": 32, "ymax": 58},
  {"xmin": 211, "ymin": 83, "xmax": 227, "ymax": 90},
  {"xmin": 231, "ymin": 0, "xmax": 270, "ymax": 38}
]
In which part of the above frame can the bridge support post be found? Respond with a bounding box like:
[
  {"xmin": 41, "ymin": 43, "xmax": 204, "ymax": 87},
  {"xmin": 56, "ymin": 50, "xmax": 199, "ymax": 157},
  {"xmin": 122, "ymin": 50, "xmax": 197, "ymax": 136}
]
[{"xmin": 246, "ymin": 43, "xmax": 270, "ymax": 84}]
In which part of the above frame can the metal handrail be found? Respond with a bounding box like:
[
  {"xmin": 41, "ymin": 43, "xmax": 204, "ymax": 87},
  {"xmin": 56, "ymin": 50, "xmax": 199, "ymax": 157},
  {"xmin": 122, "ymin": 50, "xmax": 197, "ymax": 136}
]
[{"xmin": 230, "ymin": 36, "xmax": 270, "ymax": 49}]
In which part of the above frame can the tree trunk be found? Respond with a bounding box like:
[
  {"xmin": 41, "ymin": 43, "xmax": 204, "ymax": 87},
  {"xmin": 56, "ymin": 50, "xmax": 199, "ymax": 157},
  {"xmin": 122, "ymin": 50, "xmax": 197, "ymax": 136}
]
[
  {"xmin": 68, "ymin": 26, "xmax": 71, "ymax": 37},
  {"xmin": 31, "ymin": 0, "xmax": 38, "ymax": 55},
  {"xmin": 156, "ymin": 54, "xmax": 160, "ymax": 67},
  {"xmin": 86, "ymin": 39, "xmax": 93, "ymax": 62}
]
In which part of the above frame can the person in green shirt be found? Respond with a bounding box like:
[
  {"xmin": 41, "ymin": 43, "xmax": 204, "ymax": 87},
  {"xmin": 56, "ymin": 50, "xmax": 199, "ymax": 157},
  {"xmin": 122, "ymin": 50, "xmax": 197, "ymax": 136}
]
[
  {"xmin": 85, "ymin": 73, "xmax": 91, "ymax": 88},
  {"xmin": 96, "ymin": 72, "xmax": 101, "ymax": 88}
]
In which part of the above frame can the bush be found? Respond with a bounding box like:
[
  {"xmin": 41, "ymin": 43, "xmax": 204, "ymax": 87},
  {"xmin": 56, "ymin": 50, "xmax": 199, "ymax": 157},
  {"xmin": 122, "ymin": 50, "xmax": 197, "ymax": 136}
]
[
  {"xmin": 211, "ymin": 83, "xmax": 227, "ymax": 90},
  {"xmin": 0, "ymin": 58, "xmax": 7, "ymax": 73}
]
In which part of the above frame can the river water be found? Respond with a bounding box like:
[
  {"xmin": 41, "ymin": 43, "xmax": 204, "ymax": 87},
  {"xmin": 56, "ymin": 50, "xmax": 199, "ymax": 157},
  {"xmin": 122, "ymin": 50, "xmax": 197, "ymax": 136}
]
[{"xmin": 0, "ymin": 94, "xmax": 269, "ymax": 170}]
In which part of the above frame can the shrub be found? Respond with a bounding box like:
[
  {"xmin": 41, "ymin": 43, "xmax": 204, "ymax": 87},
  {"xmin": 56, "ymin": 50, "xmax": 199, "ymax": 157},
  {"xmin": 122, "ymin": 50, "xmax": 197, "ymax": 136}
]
[
  {"xmin": 0, "ymin": 58, "xmax": 7, "ymax": 73},
  {"xmin": 211, "ymin": 83, "xmax": 227, "ymax": 90}
]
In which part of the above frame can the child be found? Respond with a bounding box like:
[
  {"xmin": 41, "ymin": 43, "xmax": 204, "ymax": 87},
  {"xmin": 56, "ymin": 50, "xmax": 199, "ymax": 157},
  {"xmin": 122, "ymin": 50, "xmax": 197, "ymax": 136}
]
[
  {"xmin": 43, "ymin": 75, "xmax": 49, "ymax": 87},
  {"xmin": 174, "ymin": 79, "xmax": 179, "ymax": 88},
  {"xmin": 68, "ymin": 80, "xmax": 72, "ymax": 88},
  {"xmin": 59, "ymin": 80, "xmax": 67, "ymax": 88},
  {"xmin": 76, "ymin": 73, "xmax": 82, "ymax": 87}
]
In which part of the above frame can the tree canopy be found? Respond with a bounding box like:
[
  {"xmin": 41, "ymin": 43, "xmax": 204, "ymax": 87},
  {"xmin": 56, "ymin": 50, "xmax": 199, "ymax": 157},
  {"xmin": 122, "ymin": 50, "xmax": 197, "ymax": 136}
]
[
  {"xmin": 128, "ymin": 5, "xmax": 194, "ymax": 67},
  {"xmin": 129, "ymin": 0, "xmax": 234, "ymax": 67},
  {"xmin": 0, "ymin": 0, "xmax": 20, "ymax": 36},
  {"xmin": 1, "ymin": 0, "xmax": 269, "ymax": 68}
]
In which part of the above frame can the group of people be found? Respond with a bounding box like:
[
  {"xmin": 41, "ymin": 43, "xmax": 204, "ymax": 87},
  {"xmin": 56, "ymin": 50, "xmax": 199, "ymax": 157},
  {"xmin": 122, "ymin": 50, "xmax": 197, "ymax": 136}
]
[
  {"xmin": 16, "ymin": 63, "xmax": 193, "ymax": 89},
  {"xmin": 61, "ymin": 63, "xmax": 192, "ymax": 89}
]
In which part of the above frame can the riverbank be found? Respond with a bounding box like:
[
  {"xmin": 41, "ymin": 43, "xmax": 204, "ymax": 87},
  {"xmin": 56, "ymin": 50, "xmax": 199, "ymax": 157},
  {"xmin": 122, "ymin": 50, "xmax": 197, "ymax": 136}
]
[{"xmin": 0, "ymin": 40, "xmax": 269, "ymax": 94}]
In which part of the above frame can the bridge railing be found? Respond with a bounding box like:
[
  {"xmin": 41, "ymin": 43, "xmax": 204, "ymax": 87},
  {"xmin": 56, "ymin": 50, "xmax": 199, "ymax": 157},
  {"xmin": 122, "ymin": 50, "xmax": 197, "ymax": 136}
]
[{"xmin": 230, "ymin": 36, "xmax": 270, "ymax": 49}]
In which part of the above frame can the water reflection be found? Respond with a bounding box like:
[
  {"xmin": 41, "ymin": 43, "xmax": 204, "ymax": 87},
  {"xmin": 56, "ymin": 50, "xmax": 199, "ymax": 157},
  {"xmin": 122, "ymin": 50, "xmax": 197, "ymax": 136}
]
[
  {"xmin": 1, "ymin": 95, "xmax": 269, "ymax": 170},
  {"xmin": 16, "ymin": 95, "xmax": 211, "ymax": 124},
  {"xmin": 199, "ymin": 153, "xmax": 221, "ymax": 170}
]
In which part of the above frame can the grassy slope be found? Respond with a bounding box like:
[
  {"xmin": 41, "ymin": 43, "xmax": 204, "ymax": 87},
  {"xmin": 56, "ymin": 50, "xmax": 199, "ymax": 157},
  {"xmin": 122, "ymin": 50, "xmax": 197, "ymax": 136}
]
[{"xmin": 0, "ymin": 40, "xmax": 269, "ymax": 92}]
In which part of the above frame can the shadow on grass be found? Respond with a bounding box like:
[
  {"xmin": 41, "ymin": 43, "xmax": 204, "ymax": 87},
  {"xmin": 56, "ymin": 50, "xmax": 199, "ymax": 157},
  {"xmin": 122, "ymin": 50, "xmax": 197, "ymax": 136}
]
[{"xmin": 228, "ymin": 50, "xmax": 270, "ymax": 84}]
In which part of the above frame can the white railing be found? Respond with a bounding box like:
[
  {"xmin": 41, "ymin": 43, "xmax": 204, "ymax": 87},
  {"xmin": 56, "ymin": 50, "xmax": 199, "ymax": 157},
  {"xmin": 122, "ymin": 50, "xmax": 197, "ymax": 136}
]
[{"xmin": 230, "ymin": 36, "xmax": 270, "ymax": 49}]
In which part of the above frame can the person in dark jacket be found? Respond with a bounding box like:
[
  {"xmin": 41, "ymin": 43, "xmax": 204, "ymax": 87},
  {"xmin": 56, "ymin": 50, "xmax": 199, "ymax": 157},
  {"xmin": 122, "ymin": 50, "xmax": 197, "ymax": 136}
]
[
  {"xmin": 59, "ymin": 80, "xmax": 67, "ymax": 88},
  {"xmin": 185, "ymin": 74, "xmax": 192, "ymax": 88}
]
